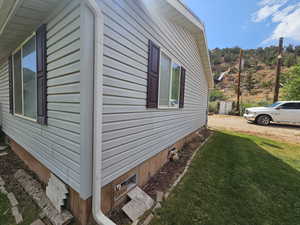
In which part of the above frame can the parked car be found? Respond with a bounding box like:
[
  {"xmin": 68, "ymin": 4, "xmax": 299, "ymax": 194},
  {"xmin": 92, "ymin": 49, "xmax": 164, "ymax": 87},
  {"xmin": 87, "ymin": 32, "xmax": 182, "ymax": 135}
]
[{"xmin": 244, "ymin": 101, "xmax": 300, "ymax": 125}]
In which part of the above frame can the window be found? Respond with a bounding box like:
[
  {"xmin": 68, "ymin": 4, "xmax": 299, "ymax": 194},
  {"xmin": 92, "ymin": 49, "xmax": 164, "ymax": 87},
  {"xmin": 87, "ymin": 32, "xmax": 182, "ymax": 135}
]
[
  {"xmin": 158, "ymin": 52, "xmax": 181, "ymax": 108},
  {"xmin": 12, "ymin": 36, "xmax": 37, "ymax": 120},
  {"xmin": 280, "ymin": 103, "xmax": 300, "ymax": 110},
  {"xmin": 147, "ymin": 40, "xmax": 186, "ymax": 109}
]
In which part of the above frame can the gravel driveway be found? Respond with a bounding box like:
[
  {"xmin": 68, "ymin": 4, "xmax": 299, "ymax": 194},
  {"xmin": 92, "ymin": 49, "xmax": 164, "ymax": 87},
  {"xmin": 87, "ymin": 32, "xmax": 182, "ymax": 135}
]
[{"xmin": 208, "ymin": 115, "xmax": 300, "ymax": 144}]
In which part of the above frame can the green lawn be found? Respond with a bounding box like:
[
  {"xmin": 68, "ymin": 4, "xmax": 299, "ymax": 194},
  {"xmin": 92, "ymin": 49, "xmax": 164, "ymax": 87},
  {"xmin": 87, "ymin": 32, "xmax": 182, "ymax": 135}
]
[
  {"xmin": 151, "ymin": 131, "xmax": 300, "ymax": 225},
  {"xmin": 0, "ymin": 193, "xmax": 14, "ymax": 225},
  {"xmin": 0, "ymin": 191, "xmax": 40, "ymax": 225}
]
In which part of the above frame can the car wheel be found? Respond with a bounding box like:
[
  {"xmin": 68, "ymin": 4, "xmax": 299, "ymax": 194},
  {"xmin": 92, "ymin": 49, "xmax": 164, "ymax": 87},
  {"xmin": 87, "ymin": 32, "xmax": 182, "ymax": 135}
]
[{"xmin": 256, "ymin": 115, "xmax": 271, "ymax": 126}]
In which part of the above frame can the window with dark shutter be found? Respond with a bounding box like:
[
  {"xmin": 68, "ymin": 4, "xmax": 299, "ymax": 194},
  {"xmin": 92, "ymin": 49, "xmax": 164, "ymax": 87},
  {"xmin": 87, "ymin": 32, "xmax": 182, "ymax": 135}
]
[
  {"xmin": 8, "ymin": 56, "xmax": 13, "ymax": 114},
  {"xmin": 179, "ymin": 67, "xmax": 186, "ymax": 108},
  {"xmin": 147, "ymin": 40, "xmax": 160, "ymax": 108},
  {"xmin": 36, "ymin": 24, "xmax": 47, "ymax": 125}
]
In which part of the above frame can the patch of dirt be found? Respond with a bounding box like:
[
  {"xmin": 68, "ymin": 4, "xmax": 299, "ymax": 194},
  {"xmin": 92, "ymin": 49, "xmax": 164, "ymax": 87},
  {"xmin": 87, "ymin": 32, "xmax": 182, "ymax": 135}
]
[
  {"xmin": 208, "ymin": 115, "xmax": 300, "ymax": 144},
  {"xmin": 0, "ymin": 145, "xmax": 41, "ymax": 225},
  {"xmin": 108, "ymin": 129, "xmax": 211, "ymax": 225}
]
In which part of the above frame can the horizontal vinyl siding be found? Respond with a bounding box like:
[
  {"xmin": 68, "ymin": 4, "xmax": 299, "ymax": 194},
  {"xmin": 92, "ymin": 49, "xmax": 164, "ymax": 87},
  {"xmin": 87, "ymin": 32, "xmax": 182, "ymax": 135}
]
[
  {"xmin": 0, "ymin": 1, "xmax": 81, "ymax": 192},
  {"xmin": 98, "ymin": 0, "xmax": 209, "ymax": 186}
]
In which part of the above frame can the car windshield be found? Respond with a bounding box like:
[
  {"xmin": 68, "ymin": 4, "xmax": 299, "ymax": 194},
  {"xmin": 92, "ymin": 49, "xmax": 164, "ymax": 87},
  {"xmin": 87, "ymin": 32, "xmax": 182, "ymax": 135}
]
[{"xmin": 267, "ymin": 102, "xmax": 282, "ymax": 108}]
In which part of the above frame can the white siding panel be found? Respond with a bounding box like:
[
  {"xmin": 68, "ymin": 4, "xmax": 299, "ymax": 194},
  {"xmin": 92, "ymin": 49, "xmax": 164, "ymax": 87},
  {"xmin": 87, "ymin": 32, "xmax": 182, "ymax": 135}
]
[
  {"xmin": 0, "ymin": 4, "xmax": 81, "ymax": 193},
  {"xmin": 98, "ymin": 0, "xmax": 209, "ymax": 186}
]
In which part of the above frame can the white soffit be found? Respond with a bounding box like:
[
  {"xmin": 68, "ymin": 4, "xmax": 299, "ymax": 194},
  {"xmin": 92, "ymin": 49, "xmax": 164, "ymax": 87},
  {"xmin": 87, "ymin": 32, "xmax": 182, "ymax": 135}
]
[
  {"xmin": 146, "ymin": 0, "xmax": 214, "ymax": 88},
  {"xmin": 0, "ymin": 0, "xmax": 61, "ymax": 62}
]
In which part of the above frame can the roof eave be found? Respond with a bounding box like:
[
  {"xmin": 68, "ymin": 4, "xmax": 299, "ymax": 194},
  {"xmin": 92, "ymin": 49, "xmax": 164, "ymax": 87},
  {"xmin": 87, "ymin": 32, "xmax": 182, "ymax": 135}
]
[{"xmin": 164, "ymin": 0, "xmax": 214, "ymax": 89}]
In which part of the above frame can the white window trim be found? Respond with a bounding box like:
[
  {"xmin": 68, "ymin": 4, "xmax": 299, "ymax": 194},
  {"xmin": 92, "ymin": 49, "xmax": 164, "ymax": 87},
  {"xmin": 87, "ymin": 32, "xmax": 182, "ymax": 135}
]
[
  {"xmin": 158, "ymin": 50, "xmax": 182, "ymax": 110},
  {"xmin": 12, "ymin": 32, "xmax": 37, "ymax": 122}
]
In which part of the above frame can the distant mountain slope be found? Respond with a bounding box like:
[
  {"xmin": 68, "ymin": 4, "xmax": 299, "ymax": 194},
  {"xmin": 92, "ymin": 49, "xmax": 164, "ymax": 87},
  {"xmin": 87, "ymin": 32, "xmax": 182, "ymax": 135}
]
[{"xmin": 210, "ymin": 45, "xmax": 300, "ymax": 103}]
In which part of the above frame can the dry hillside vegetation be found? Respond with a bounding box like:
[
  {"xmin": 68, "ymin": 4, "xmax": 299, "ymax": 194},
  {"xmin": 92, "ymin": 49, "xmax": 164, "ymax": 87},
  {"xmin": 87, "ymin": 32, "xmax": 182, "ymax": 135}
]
[{"xmin": 210, "ymin": 46, "xmax": 300, "ymax": 103}]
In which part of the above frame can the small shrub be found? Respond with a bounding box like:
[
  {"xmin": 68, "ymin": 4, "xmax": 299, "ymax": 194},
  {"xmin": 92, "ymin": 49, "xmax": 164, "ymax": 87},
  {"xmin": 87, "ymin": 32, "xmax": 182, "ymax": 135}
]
[{"xmin": 209, "ymin": 102, "xmax": 219, "ymax": 114}]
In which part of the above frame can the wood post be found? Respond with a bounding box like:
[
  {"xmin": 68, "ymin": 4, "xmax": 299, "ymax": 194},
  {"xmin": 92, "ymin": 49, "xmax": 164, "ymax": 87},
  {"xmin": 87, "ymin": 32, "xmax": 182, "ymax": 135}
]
[
  {"xmin": 274, "ymin": 37, "xmax": 284, "ymax": 103},
  {"xmin": 236, "ymin": 49, "xmax": 243, "ymax": 114}
]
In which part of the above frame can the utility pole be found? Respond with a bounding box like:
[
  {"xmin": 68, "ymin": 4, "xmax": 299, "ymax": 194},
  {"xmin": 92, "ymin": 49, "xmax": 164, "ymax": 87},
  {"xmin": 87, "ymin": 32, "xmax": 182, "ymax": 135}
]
[
  {"xmin": 273, "ymin": 37, "xmax": 284, "ymax": 103},
  {"xmin": 236, "ymin": 49, "xmax": 243, "ymax": 114}
]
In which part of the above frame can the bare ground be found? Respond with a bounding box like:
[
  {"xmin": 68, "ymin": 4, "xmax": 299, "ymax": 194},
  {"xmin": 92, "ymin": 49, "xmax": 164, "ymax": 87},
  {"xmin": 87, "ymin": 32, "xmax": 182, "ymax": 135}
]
[{"xmin": 208, "ymin": 115, "xmax": 300, "ymax": 144}]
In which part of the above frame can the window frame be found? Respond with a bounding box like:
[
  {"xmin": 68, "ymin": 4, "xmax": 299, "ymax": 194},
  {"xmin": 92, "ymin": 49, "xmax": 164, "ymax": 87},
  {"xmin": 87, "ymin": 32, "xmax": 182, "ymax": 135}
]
[
  {"xmin": 12, "ymin": 32, "xmax": 37, "ymax": 122},
  {"xmin": 158, "ymin": 50, "xmax": 182, "ymax": 110}
]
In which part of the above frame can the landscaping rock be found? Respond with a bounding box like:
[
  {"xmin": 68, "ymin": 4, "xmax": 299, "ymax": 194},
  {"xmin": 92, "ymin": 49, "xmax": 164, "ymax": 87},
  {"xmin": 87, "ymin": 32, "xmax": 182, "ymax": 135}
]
[
  {"xmin": 0, "ymin": 152, "xmax": 8, "ymax": 157},
  {"xmin": 14, "ymin": 169, "xmax": 73, "ymax": 225},
  {"xmin": 12, "ymin": 206, "xmax": 23, "ymax": 224},
  {"xmin": 0, "ymin": 145, "xmax": 7, "ymax": 151},
  {"xmin": 156, "ymin": 191, "xmax": 164, "ymax": 202},
  {"xmin": 0, "ymin": 185, "xmax": 8, "ymax": 195},
  {"xmin": 7, "ymin": 192, "xmax": 18, "ymax": 207},
  {"xmin": 142, "ymin": 214, "xmax": 154, "ymax": 225},
  {"xmin": 0, "ymin": 176, "xmax": 5, "ymax": 186},
  {"xmin": 164, "ymin": 191, "xmax": 170, "ymax": 200},
  {"xmin": 153, "ymin": 202, "xmax": 162, "ymax": 210},
  {"xmin": 31, "ymin": 219, "xmax": 45, "ymax": 225},
  {"xmin": 131, "ymin": 220, "xmax": 139, "ymax": 225}
]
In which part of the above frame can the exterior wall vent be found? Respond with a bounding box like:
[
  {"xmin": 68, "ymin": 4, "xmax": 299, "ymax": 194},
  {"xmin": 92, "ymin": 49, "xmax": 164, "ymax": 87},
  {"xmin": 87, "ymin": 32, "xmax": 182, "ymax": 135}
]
[{"xmin": 114, "ymin": 174, "xmax": 137, "ymax": 200}]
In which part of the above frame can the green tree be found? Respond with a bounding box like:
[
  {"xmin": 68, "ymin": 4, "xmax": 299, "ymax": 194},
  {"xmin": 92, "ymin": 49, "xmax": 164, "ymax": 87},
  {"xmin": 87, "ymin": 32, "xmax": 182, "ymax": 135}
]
[
  {"xmin": 209, "ymin": 89, "xmax": 227, "ymax": 102},
  {"xmin": 282, "ymin": 65, "xmax": 300, "ymax": 100},
  {"xmin": 284, "ymin": 54, "xmax": 297, "ymax": 67}
]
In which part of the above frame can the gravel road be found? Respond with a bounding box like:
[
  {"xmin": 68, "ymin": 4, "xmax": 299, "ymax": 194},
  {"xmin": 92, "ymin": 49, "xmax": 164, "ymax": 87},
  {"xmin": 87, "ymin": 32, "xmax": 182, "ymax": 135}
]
[{"xmin": 208, "ymin": 115, "xmax": 300, "ymax": 144}]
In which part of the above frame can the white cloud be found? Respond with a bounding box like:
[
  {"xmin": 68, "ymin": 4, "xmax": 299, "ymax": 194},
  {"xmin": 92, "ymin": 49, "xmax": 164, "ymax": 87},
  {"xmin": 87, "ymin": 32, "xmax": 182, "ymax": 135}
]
[
  {"xmin": 268, "ymin": 8, "xmax": 300, "ymax": 41},
  {"xmin": 252, "ymin": 4, "xmax": 283, "ymax": 22},
  {"xmin": 252, "ymin": 0, "xmax": 300, "ymax": 43}
]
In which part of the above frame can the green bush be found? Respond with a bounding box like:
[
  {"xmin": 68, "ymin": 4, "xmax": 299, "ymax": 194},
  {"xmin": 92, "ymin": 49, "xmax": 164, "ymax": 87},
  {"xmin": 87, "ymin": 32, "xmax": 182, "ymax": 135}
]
[
  {"xmin": 282, "ymin": 65, "xmax": 300, "ymax": 100},
  {"xmin": 209, "ymin": 89, "xmax": 227, "ymax": 102},
  {"xmin": 209, "ymin": 102, "xmax": 219, "ymax": 114}
]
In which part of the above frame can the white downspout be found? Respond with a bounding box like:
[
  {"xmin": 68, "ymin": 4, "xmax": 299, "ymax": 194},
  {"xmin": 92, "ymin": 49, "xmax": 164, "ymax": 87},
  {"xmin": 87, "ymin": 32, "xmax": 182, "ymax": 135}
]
[{"xmin": 84, "ymin": 0, "xmax": 116, "ymax": 224}]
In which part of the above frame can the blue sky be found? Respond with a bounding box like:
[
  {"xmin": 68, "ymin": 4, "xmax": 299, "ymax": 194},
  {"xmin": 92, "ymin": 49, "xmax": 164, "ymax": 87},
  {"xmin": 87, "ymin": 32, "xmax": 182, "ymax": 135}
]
[{"xmin": 183, "ymin": 0, "xmax": 300, "ymax": 49}]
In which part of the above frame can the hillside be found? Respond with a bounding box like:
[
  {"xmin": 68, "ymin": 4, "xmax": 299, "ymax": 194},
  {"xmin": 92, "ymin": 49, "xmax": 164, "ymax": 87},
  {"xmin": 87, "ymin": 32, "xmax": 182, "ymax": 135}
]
[{"xmin": 210, "ymin": 45, "xmax": 300, "ymax": 103}]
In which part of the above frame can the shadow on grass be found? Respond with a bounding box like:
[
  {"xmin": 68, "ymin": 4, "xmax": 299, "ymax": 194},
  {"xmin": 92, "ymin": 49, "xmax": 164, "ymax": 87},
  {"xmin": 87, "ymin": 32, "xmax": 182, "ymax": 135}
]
[{"xmin": 151, "ymin": 131, "xmax": 300, "ymax": 225}]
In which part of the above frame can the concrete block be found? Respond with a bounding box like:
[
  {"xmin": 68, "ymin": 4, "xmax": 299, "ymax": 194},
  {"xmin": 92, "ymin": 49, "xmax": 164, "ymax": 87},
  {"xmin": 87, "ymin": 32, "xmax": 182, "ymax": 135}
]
[
  {"xmin": 123, "ymin": 187, "xmax": 154, "ymax": 222},
  {"xmin": 7, "ymin": 193, "xmax": 18, "ymax": 207},
  {"xmin": 127, "ymin": 187, "xmax": 154, "ymax": 209}
]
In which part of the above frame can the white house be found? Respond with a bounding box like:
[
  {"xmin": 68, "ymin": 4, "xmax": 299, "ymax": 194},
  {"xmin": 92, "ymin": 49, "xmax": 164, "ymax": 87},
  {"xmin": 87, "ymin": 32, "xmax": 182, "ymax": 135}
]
[{"xmin": 0, "ymin": 0, "xmax": 213, "ymax": 224}]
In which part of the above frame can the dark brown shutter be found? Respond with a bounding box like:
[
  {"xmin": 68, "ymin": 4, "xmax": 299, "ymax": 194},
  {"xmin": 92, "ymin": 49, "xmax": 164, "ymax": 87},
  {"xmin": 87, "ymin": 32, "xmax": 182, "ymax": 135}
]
[
  {"xmin": 36, "ymin": 24, "xmax": 47, "ymax": 125},
  {"xmin": 147, "ymin": 40, "xmax": 160, "ymax": 108},
  {"xmin": 179, "ymin": 67, "xmax": 186, "ymax": 108},
  {"xmin": 8, "ymin": 56, "xmax": 13, "ymax": 114}
]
